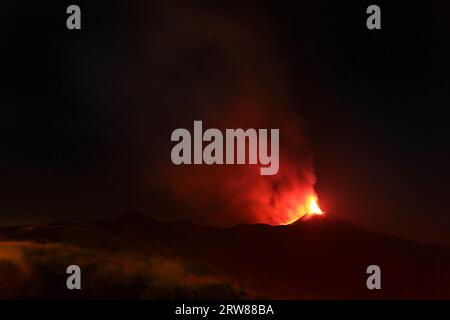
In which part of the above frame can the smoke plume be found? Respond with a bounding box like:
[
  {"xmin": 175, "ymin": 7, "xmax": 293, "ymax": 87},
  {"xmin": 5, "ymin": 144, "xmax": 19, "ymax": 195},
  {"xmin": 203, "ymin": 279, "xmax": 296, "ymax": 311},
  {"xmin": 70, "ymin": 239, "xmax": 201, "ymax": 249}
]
[{"xmin": 148, "ymin": 2, "xmax": 319, "ymax": 225}]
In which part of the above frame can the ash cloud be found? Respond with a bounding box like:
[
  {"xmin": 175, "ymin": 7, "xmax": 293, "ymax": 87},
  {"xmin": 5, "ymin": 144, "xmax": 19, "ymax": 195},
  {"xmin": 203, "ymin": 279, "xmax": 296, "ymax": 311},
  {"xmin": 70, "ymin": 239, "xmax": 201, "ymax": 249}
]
[
  {"xmin": 147, "ymin": 2, "xmax": 319, "ymax": 225},
  {"xmin": 0, "ymin": 1, "xmax": 319, "ymax": 226}
]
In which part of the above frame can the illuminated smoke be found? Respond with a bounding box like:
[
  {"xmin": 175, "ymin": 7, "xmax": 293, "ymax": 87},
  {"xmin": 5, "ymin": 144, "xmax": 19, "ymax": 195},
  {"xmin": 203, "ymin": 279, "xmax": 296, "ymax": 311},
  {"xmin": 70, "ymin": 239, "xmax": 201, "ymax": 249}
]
[{"xmin": 149, "ymin": 2, "xmax": 321, "ymax": 225}]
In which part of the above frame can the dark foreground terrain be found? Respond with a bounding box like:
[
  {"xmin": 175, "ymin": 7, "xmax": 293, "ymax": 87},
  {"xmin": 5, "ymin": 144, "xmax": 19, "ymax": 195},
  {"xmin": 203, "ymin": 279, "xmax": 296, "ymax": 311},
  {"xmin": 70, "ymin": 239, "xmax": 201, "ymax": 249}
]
[{"xmin": 1, "ymin": 212, "xmax": 450, "ymax": 299}]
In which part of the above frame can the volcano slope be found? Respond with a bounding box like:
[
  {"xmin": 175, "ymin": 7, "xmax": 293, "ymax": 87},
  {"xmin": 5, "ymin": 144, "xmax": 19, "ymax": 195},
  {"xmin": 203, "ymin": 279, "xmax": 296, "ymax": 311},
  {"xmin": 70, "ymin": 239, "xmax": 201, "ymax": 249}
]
[{"xmin": 0, "ymin": 212, "xmax": 449, "ymax": 299}]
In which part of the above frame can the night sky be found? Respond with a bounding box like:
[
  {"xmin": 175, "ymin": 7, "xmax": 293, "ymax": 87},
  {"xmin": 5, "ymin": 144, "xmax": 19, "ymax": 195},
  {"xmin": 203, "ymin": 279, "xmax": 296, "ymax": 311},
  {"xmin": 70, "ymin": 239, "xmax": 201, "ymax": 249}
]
[{"xmin": 2, "ymin": 1, "xmax": 450, "ymax": 245}]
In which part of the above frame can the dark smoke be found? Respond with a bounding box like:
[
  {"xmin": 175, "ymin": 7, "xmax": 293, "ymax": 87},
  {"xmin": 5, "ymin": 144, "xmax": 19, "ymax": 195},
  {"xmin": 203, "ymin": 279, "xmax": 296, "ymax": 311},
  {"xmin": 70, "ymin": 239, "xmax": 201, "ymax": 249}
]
[{"xmin": 146, "ymin": 2, "xmax": 319, "ymax": 225}]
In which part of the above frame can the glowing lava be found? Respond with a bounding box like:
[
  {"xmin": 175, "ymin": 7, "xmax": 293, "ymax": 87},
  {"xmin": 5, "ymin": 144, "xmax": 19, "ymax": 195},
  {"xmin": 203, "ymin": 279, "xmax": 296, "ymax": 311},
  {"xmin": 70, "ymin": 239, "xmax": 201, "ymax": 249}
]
[
  {"xmin": 307, "ymin": 195, "xmax": 323, "ymax": 215},
  {"xmin": 284, "ymin": 194, "xmax": 324, "ymax": 225}
]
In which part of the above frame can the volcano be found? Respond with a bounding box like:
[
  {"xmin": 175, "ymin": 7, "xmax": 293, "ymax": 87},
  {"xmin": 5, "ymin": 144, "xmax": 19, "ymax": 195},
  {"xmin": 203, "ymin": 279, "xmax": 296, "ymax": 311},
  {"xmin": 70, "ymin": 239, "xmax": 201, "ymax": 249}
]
[{"xmin": 1, "ymin": 212, "xmax": 450, "ymax": 299}]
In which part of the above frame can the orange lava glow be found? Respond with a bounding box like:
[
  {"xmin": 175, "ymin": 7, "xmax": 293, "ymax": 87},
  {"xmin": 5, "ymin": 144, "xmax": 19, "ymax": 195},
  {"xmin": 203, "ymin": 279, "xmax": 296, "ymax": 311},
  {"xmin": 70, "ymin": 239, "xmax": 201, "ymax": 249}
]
[
  {"xmin": 284, "ymin": 194, "xmax": 324, "ymax": 225},
  {"xmin": 307, "ymin": 195, "xmax": 323, "ymax": 215}
]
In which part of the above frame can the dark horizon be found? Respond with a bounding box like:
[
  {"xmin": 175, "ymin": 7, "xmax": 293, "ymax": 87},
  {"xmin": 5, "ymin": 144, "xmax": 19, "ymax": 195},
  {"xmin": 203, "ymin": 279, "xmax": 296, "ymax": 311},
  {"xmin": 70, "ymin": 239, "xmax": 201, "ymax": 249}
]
[{"xmin": 2, "ymin": 209, "xmax": 450, "ymax": 299}]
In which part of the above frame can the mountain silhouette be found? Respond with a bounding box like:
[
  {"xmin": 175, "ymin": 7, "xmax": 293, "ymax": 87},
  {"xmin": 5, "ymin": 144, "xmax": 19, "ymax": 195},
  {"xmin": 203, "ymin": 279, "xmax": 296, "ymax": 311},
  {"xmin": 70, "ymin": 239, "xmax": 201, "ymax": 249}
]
[{"xmin": 1, "ymin": 212, "xmax": 450, "ymax": 299}]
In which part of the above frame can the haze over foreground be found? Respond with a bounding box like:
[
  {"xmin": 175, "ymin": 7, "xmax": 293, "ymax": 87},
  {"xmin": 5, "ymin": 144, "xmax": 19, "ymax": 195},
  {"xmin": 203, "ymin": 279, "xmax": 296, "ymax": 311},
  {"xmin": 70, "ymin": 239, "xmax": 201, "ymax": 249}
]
[{"xmin": 1, "ymin": 212, "xmax": 449, "ymax": 299}]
